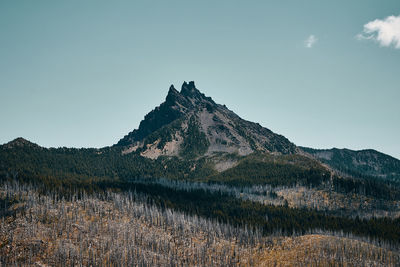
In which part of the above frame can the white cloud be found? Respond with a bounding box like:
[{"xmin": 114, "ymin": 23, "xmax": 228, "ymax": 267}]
[
  {"xmin": 357, "ymin": 15, "xmax": 400, "ymax": 49},
  {"xmin": 304, "ymin": 35, "xmax": 317, "ymax": 48}
]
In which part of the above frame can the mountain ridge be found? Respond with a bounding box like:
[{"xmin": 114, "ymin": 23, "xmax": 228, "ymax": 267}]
[{"xmin": 301, "ymin": 146, "xmax": 400, "ymax": 183}]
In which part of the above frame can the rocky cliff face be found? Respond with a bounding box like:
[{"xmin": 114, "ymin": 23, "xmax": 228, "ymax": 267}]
[{"xmin": 116, "ymin": 81, "xmax": 297, "ymax": 159}]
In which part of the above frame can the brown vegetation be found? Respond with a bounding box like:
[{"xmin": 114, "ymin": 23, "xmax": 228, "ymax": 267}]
[{"xmin": 1, "ymin": 183, "xmax": 399, "ymax": 266}]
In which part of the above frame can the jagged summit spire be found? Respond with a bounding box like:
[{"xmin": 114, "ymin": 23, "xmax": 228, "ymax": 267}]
[
  {"xmin": 167, "ymin": 81, "xmax": 199, "ymax": 98},
  {"xmin": 179, "ymin": 81, "xmax": 214, "ymax": 105},
  {"xmin": 180, "ymin": 81, "xmax": 199, "ymax": 96},
  {"xmin": 167, "ymin": 84, "xmax": 179, "ymax": 98},
  {"xmin": 182, "ymin": 81, "xmax": 196, "ymax": 89},
  {"xmin": 166, "ymin": 81, "xmax": 214, "ymax": 106}
]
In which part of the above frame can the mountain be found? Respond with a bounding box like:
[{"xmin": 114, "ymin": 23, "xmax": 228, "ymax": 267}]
[
  {"xmin": 301, "ymin": 147, "xmax": 400, "ymax": 183},
  {"xmin": 1, "ymin": 81, "xmax": 400, "ymax": 266},
  {"xmin": 116, "ymin": 81, "xmax": 297, "ymax": 159},
  {"xmin": 2, "ymin": 82, "xmax": 399, "ymax": 186},
  {"xmin": 113, "ymin": 81, "xmax": 400, "ymax": 185}
]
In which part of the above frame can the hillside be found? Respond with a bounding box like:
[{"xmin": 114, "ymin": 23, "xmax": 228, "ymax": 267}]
[
  {"xmin": 301, "ymin": 147, "xmax": 400, "ymax": 183},
  {"xmin": 1, "ymin": 182, "xmax": 399, "ymax": 266}
]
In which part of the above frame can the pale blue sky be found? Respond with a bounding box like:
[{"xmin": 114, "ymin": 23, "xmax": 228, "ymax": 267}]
[{"xmin": 1, "ymin": 1, "xmax": 399, "ymax": 159}]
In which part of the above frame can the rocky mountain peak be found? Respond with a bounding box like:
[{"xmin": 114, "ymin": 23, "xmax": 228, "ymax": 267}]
[
  {"xmin": 167, "ymin": 84, "xmax": 179, "ymax": 96},
  {"xmin": 165, "ymin": 84, "xmax": 191, "ymax": 109},
  {"xmin": 117, "ymin": 82, "xmax": 297, "ymax": 160},
  {"xmin": 180, "ymin": 81, "xmax": 197, "ymax": 95},
  {"xmin": 179, "ymin": 81, "xmax": 215, "ymax": 106}
]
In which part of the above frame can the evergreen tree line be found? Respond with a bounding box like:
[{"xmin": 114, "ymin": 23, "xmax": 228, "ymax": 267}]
[{"xmin": 1, "ymin": 144, "xmax": 399, "ymax": 200}]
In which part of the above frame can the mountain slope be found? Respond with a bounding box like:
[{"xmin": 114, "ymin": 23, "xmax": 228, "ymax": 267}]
[
  {"xmin": 116, "ymin": 81, "xmax": 297, "ymax": 159},
  {"xmin": 1, "ymin": 82, "xmax": 400, "ymax": 266},
  {"xmin": 301, "ymin": 147, "xmax": 400, "ymax": 183}
]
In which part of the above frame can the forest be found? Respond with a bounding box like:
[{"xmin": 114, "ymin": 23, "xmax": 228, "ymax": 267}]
[
  {"xmin": 1, "ymin": 142, "xmax": 400, "ymax": 265},
  {"xmin": 2, "ymin": 143, "xmax": 398, "ymax": 200},
  {"xmin": 1, "ymin": 181, "xmax": 399, "ymax": 266}
]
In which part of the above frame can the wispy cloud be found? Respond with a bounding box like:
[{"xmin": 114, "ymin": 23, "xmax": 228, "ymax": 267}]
[
  {"xmin": 357, "ymin": 15, "xmax": 400, "ymax": 49},
  {"xmin": 304, "ymin": 35, "xmax": 317, "ymax": 48}
]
